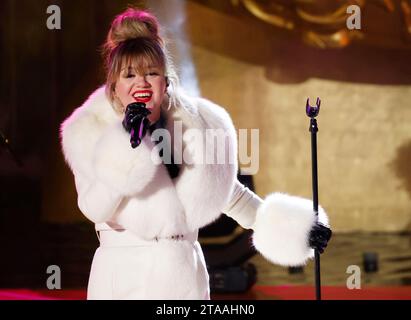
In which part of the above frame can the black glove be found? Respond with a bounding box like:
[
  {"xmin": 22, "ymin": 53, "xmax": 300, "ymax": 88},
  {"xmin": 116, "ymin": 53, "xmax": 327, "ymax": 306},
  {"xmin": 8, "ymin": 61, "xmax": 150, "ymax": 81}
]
[
  {"xmin": 122, "ymin": 102, "xmax": 152, "ymax": 148},
  {"xmin": 309, "ymin": 222, "xmax": 332, "ymax": 254}
]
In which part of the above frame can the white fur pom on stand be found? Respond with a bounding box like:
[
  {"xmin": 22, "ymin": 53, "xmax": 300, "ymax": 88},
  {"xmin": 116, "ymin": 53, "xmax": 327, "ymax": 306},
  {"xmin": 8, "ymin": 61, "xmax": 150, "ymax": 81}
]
[{"xmin": 252, "ymin": 193, "xmax": 329, "ymax": 267}]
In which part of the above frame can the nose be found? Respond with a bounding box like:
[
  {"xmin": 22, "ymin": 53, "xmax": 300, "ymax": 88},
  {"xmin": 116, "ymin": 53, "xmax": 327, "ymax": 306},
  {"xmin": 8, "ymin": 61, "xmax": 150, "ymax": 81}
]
[{"xmin": 134, "ymin": 74, "xmax": 150, "ymax": 88}]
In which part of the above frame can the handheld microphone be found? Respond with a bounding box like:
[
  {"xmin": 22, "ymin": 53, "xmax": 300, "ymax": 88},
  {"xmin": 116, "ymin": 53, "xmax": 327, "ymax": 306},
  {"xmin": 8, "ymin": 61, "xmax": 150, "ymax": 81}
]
[{"xmin": 123, "ymin": 102, "xmax": 152, "ymax": 148}]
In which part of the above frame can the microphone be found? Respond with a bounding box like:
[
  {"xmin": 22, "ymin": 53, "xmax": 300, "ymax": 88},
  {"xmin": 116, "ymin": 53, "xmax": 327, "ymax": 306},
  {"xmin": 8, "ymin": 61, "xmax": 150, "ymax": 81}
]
[{"xmin": 122, "ymin": 102, "xmax": 152, "ymax": 148}]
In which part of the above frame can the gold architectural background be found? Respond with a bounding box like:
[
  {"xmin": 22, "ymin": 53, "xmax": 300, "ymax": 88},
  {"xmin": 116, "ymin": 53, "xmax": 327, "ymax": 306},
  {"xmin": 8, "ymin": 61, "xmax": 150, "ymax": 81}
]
[{"xmin": 157, "ymin": 1, "xmax": 411, "ymax": 232}]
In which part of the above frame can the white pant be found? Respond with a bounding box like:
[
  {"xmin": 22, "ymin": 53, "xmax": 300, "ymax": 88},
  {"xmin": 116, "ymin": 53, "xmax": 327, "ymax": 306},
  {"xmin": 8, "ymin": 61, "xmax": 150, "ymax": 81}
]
[{"xmin": 87, "ymin": 229, "xmax": 210, "ymax": 300}]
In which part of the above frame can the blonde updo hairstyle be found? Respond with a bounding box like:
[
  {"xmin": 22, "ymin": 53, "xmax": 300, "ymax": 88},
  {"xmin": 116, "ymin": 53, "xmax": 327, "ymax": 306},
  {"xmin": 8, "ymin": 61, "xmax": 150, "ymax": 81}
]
[{"xmin": 103, "ymin": 8, "xmax": 180, "ymax": 114}]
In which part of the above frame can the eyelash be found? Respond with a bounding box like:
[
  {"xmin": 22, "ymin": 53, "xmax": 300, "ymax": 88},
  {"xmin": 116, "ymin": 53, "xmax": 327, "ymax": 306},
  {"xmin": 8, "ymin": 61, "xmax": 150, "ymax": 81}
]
[{"xmin": 125, "ymin": 72, "xmax": 159, "ymax": 78}]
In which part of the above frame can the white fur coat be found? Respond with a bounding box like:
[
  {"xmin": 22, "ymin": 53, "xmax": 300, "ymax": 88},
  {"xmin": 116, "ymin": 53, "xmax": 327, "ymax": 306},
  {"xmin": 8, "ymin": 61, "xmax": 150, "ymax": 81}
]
[{"xmin": 60, "ymin": 87, "xmax": 238, "ymax": 240}]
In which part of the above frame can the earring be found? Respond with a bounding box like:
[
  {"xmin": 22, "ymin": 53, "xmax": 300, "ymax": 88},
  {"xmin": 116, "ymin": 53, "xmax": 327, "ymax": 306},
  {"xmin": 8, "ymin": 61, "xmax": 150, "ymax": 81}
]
[
  {"xmin": 164, "ymin": 78, "xmax": 172, "ymax": 111},
  {"xmin": 164, "ymin": 92, "xmax": 171, "ymax": 111}
]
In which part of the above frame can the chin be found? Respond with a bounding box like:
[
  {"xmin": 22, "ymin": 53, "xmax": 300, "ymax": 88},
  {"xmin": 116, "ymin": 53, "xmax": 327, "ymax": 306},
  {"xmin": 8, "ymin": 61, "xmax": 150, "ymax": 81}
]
[
  {"xmin": 149, "ymin": 116, "xmax": 160, "ymax": 124},
  {"xmin": 148, "ymin": 110, "xmax": 161, "ymax": 123}
]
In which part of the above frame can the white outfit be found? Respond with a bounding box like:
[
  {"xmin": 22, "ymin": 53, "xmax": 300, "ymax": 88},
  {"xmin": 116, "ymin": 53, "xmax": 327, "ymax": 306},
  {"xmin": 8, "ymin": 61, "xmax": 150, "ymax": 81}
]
[{"xmin": 60, "ymin": 87, "xmax": 329, "ymax": 300}]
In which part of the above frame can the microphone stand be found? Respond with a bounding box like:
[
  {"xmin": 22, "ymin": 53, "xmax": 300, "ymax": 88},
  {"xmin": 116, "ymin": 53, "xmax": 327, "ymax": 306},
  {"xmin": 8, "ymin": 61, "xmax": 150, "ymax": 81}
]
[{"xmin": 306, "ymin": 97, "xmax": 322, "ymax": 300}]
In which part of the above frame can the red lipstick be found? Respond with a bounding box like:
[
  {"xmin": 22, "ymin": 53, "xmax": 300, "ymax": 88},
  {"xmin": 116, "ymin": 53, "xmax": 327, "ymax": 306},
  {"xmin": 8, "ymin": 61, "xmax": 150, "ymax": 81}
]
[{"xmin": 132, "ymin": 90, "xmax": 153, "ymax": 103}]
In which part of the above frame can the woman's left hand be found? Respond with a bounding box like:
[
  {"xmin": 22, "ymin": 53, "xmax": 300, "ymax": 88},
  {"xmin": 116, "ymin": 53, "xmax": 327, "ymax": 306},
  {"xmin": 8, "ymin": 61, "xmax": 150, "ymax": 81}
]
[{"xmin": 308, "ymin": 223, "xmax": 332, "ymax": 254}]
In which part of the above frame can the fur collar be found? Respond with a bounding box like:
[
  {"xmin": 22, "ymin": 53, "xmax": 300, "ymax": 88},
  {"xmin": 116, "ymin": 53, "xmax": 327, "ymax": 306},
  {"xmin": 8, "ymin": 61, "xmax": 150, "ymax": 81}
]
[{"xmin": 61, "ymin": 87, "xmax": 238, "ymax": 233}]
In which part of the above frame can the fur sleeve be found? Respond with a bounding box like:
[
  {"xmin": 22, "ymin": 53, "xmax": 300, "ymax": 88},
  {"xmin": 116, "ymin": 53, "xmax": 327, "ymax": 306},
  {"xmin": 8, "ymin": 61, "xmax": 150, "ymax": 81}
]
[
  {"xmin": 93, "ymin": 122, "xmax": 161, "ymax": 196},
  {"xmin": 60, "ymin": 87, "xmax": 162, "ymax": 223},
  {"xmin": 73, "ymin": 169, "xmax": 123, "ymax": 223},
  {"xmin": 252, "ymin": 193, "xmax": 329, "ymax": 267}
]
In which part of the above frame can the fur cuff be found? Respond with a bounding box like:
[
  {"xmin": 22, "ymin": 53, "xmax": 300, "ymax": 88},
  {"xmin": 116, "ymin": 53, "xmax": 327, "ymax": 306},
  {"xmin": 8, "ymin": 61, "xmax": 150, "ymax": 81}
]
[
  {"xmin": 93, "ymin": 123, "xmax": 161, "ymax": 196},
  {"xmin": 252, "ymin": 193, "xmax": 329, "ymax": 267}
]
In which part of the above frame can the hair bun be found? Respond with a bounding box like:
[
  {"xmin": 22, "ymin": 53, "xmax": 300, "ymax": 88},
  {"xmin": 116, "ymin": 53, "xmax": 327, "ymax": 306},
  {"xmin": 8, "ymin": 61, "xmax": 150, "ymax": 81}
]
[{"xmin": 106, "ymin": 8, "xmax": 162, "ymax": 50}]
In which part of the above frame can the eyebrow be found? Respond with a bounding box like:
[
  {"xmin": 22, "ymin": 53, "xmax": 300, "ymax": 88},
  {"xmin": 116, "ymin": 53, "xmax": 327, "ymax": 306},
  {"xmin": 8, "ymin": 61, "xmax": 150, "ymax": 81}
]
[
  {"xmin": 120, "ymin": 66, "xmax": 134, "ymax": 72},
  {"xmin": 121, "ymin": 65, "xmax": 160, "ymax": 72}
]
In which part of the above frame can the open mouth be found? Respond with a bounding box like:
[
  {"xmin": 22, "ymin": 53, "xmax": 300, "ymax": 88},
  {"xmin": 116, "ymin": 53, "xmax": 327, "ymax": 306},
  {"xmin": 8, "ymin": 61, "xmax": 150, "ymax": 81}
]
[{"xmin": 132, "ymin": 90, "xmax": 153, "ymax": 103}]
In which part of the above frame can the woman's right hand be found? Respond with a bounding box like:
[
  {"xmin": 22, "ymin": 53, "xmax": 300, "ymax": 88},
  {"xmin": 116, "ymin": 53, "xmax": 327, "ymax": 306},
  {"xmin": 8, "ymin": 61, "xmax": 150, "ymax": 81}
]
[{"xmin": 122, "ymin": 102, "xmax": 152, "ymax": 148}]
